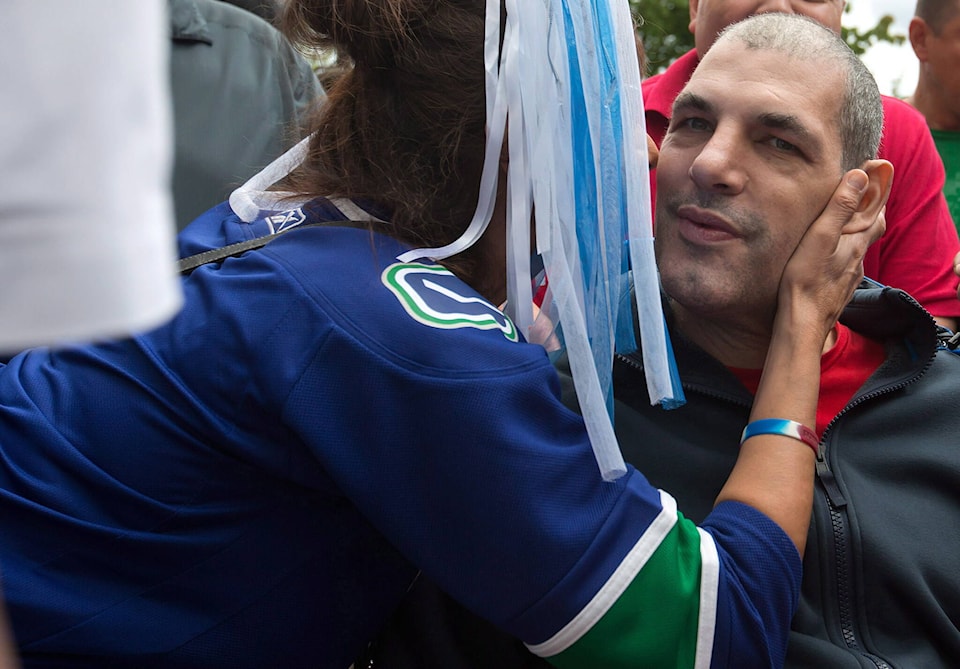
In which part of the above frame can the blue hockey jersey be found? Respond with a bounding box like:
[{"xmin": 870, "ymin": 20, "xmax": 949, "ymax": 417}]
[{"xmin": 0, "ymin": 198, "xmax": 800, "ymax": 668}]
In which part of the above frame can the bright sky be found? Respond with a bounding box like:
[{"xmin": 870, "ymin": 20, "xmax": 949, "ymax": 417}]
[{"xmin": 845, "ymin": 0, "xmax": 918, "ymax": 97}]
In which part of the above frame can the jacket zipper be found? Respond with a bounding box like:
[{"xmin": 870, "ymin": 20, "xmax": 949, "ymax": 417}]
[
  {"xmin": 816, "ymin": 305, "xmax": 934, "ymax": 669},
  {"xmin": 815, "ymin": 466, "xmax": 891, "ymax": 669}
]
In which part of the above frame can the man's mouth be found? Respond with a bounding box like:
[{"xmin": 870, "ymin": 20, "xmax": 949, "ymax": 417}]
[{"xmin": 675, "ymin": 205, "xmax": 741, "ymax": 244}]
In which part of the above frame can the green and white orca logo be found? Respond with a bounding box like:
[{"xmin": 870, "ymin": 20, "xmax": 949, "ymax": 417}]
[{"xmin": 382, "ymin": 263, "xmax": 518, "ymax": 342}]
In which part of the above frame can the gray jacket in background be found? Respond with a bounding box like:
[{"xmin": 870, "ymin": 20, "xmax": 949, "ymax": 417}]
[{"xmin": 169, "ymin": 0, "xmax": 324, "ymax": 229}]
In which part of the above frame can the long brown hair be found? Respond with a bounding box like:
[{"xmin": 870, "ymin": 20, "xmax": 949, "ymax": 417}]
[{"xmin": 279, "ymin": 1, "xmax": 489, "ymax": 255}]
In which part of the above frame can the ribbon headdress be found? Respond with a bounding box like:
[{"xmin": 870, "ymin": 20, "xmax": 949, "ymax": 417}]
[
  {"xmin": 229, "ymin": 0, "xmax": 684, "ymax": 481},
  {"xmin": 398, "ymin": 0, "xmax": 684, "ymax": 480}
]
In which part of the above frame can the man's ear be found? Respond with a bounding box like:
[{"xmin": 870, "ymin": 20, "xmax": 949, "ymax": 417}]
[
  {"xmin": 909, "ymin": 18, "xmax": 929, "ymax": 60},
  {"xmin": 688, "ymin": 0, "xmax": 699, "ymax": 35},
  {"xmin": 851, "ymin": 159, "xmax": 894, "ymax": 225}
]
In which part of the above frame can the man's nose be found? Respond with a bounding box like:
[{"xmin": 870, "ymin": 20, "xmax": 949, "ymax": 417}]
[{"xmin": 688, "ymin": 129, "xmax": 747, "ymax": 194}]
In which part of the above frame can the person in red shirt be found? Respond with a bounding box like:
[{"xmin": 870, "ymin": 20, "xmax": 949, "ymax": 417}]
[{"xmin": 643, "ymin": 0, "xmax": 960, "ymax": 330}]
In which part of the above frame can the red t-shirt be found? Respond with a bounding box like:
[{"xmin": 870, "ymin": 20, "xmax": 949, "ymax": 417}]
[
  {"xmin": 642, "ymin": 49, "xmax": 960, "ymax": 319},
  {"xmin": 728, "ymin": 324, "xmax": 886, "ymax": 437}
]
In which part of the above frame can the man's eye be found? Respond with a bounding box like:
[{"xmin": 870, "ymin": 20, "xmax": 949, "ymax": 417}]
[
  {"xmin": 770, "ymin": 137, "xmax": 799, "ymax": 153},
  {"xmin": 682, "ymin": 117, "xmax": 711, "ymax": 131}
]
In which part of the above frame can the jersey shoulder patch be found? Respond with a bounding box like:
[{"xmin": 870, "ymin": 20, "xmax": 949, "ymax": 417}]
[{"xmin": 381, "ymin": 263, "xmax": 518, "ymax": 342}]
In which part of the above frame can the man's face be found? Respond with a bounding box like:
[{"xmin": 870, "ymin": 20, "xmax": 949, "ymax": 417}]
[
  {"xmin": 654, "ymin": 40, "xmax": 845, "ymax": 325},
  {"xmin": 689, "ymin": 0, "xmax": 845, "ymax": 56},
  {"xmin": 923, "ymin": 10, "xmax": 960, "ymax": 118}
]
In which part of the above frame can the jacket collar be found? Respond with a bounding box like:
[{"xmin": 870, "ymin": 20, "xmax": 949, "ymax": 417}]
[{"xmin": 839, "ymin": 280, "xmax": 941, "ymax": 393}]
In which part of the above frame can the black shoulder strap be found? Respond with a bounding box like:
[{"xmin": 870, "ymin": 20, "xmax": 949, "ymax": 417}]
[{"xmin": 177, "ymin": 220, "xmax": 370, "ymax": 275}]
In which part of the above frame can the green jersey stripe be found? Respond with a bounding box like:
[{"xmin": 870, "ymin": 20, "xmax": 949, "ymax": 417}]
[
  {"xmin": 533, "ymin": 491, "xmax": 710, "ymax": 668},
  {"xmin": 525, "ymin": 489, "xmax": 679, "ymax": 657}
]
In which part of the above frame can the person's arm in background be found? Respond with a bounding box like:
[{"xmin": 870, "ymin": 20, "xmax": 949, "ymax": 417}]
[{"xmin": 0, "ymin": 1, "xmax": 181, "ymax": 354}]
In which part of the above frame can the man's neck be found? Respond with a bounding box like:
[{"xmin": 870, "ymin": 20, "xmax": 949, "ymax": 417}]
[
  {"xmin": 908, "ymin": 83, "xmax": 960, "ymax": 132},
  {"xmin": 672, "ymin": 302, "xmax": 839, "ymax": 369}
]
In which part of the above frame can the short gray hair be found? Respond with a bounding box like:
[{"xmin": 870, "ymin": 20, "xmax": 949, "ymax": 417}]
[{"xmin": 716, "ymin": 13, "xmax": 883, "ymax": 170}]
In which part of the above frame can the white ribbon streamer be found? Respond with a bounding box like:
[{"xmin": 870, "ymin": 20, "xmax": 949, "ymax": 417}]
[{"xmin": 228, "ymin": 0, "xmax": 683, "ymax": 481}]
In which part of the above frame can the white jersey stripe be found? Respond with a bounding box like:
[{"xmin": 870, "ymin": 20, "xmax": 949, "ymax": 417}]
[
  {"xmin": 694, "ymin": 527, "xmax": 720, "ymax": 669},
  {"xmin": 526, "ymin": 489, "xmax": 679, "ymax": 657}
]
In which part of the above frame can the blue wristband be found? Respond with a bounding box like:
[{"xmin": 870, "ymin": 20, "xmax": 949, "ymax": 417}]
[{"xmin": 740, "ymin": 418, "xmax": 819, "ymax": 456}]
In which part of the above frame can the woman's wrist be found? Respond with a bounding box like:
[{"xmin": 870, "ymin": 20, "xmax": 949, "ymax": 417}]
[{"xmin": 772, "ymin": 294, "xmax": 840, "ymax": 351}]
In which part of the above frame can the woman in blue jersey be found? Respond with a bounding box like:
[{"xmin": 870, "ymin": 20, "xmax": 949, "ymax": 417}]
[{"xmin": 0, "ymin": 2, "xmax": 886, "ymax": 668}]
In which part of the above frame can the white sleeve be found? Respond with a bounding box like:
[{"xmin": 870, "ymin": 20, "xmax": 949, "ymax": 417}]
[{"xmin": 0, "ymin": 0, "xmax": 182, "ymax": 353}]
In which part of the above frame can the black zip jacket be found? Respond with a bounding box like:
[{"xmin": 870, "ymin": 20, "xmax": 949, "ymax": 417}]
[
  {"xmin": 612, "ymin": 283, "xmax": 960, "ymax": 668},
  {"xmin": 357, "ymin": 283, "xmax": 960, "ymax": 668}
]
